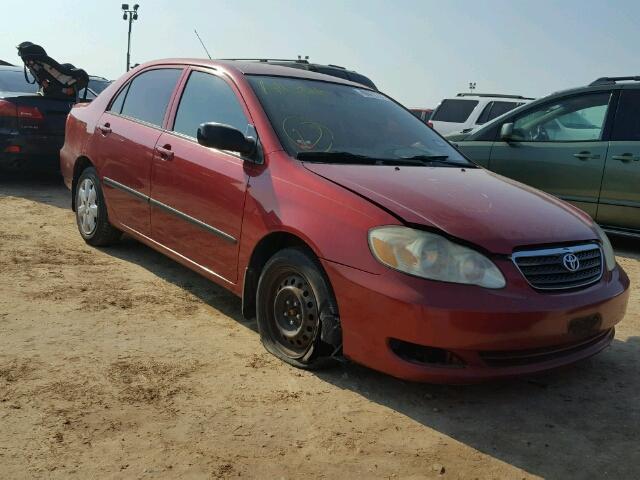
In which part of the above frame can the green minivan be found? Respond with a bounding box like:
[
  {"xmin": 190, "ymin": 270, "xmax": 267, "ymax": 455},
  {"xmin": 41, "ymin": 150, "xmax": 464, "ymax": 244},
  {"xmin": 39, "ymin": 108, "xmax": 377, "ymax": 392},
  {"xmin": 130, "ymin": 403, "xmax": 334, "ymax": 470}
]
[{"xmin": 451, "ymin": 76, "xmax": 640, "ymax": 237}]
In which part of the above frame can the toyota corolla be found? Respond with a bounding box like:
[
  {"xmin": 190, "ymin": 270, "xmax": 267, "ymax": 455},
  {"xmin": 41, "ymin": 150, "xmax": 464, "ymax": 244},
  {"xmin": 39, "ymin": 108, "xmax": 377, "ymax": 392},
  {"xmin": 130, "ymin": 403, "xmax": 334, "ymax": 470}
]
[{"xmin": 60, "ymin": 59, "xmax": 629, "ymax": 383}]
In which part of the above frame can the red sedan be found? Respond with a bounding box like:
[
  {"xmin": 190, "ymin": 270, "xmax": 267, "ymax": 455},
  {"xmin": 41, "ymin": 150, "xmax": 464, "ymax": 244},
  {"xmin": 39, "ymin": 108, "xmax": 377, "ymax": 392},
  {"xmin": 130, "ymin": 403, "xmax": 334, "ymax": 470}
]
[{"xmin": 60, "ymin": 59, "xmax": 629, "ymax": 383}]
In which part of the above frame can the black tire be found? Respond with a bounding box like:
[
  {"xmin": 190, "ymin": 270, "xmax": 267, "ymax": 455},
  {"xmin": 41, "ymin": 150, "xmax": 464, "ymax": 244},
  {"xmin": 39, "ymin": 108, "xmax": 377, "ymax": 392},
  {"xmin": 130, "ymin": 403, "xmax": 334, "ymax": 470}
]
[
  {"xmin": 75, "ymin": 167, "xmax": 121, "ymax": 246},
  {"xmin": 256, "ymin": 247, "xmax": 340, "ymax": 369}
]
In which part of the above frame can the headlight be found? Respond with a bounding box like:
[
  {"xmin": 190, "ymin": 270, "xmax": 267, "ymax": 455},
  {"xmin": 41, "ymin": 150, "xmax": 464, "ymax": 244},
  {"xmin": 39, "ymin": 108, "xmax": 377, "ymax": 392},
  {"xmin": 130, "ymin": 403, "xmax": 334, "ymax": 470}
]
[
  {"xmin": 368, "ymin": 226, "xmax": 506, "ymax": 289},
  {"xmin": 594, "ymin": 224, "xmax": 616, "ymax": 271}
]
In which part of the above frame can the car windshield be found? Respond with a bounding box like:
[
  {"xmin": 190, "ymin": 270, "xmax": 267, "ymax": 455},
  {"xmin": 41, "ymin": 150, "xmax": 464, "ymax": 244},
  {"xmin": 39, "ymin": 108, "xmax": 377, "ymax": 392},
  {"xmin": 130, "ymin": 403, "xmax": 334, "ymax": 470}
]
[
  {"xmin": 247, "ymin": 75, "xmax": 470, "ymax": 166},
  {"xmin": 0, "ymin": 69, "xmax": 39, "ymax": 93}
]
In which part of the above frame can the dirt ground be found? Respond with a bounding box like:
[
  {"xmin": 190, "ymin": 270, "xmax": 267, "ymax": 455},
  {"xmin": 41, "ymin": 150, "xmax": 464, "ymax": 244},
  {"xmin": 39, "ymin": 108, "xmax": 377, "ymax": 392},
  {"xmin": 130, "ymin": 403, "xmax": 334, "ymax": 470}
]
[{"xmin": 0, "ymin": 175, "xmax": 638, "ymax": 480}]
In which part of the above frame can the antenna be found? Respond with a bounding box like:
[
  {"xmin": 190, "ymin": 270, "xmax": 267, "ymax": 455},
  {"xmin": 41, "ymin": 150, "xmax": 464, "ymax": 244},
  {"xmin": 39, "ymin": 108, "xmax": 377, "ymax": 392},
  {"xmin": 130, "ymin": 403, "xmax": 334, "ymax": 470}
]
[{"xmin": 194, "ymin": 29, "xmax": 212, "ymax": 59}]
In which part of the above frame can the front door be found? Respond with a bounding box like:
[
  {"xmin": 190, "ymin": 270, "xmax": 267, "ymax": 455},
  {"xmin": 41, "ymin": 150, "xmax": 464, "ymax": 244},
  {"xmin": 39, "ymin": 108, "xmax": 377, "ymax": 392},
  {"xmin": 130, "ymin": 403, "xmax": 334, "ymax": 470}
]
[
  {"xmin": 489, "ymin": 92, "xmax": 612, "ymax": 217},
  {"xmin": 90, "ymin": 67, "xmax": 183, "ymax": 236},
  {"xmin": 597, "ymin": 89, "xmax": 640, "ymax": 230},
  {"xmin": 150, "ymin": 69, "xmax": 253, "ymax": 283}
]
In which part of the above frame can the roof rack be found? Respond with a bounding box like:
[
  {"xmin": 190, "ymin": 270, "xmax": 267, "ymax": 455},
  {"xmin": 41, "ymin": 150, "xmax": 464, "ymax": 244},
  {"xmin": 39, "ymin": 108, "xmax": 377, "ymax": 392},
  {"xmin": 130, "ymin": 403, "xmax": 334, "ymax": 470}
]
[
  {"xmin": 589, "ymin": 76, "xmax": 640, "ymax": 86},
  {"xmin": 456, "ymin": 93, "xmax": 534, "ymax": 100},
  {"xmin": 220, "ymin": 58, "xmax": 310, "ymax": 64}
]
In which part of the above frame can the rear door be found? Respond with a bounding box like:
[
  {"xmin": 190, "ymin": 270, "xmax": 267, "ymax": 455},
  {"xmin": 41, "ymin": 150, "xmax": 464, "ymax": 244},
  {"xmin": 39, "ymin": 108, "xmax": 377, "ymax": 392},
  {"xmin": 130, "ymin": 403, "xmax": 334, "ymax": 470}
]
[
  {"xmin": 488, "ymin": 91, "xmax": 613, "ymax": 217},
  {"xmin": 150, "ymin": 69, "xmax": 252, "ymax": 283},
  {"xmin": 597, "ymin": 88, "xmax": 640, "ymax": 230},
  {"xmin": 89, "ymin": 67, "xmax": 183, "ymax": 236}
]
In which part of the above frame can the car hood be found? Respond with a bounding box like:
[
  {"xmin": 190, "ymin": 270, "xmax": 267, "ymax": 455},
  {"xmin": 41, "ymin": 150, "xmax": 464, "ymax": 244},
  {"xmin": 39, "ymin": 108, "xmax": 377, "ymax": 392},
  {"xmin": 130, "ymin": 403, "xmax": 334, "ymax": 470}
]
[{"xmin": 303, "ymin": 163, "xmax": 597, "ymax": 254}]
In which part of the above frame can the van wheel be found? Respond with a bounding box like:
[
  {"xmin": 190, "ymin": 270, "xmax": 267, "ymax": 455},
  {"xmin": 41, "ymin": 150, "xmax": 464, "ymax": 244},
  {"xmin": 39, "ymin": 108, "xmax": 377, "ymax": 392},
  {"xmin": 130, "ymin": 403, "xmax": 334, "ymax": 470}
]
[
  {"xmin": 75, "ymin": 167, "xmax": 121, "ymax": 246},
  {"xmin": 256, "ymin": 248, "xmax": 340, "ymax": 369}
]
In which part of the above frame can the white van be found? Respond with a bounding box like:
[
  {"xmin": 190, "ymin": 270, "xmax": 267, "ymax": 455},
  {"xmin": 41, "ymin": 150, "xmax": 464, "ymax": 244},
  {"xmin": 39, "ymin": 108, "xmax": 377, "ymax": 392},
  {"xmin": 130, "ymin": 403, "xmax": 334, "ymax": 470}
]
[{"xmin": 430, "ymin": 93, "xmax": 533, "ymax": 136}]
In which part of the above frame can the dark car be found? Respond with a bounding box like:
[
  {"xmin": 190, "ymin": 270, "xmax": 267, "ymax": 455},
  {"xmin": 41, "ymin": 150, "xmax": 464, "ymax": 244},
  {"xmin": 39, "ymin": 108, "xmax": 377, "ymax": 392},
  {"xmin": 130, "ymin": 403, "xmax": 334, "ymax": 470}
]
[
  {"xmin": 60, "ymin": 59, "xmax": 628, "ymax": 383},
  {"xmin": 0, "ymin": 65, "xmax": 76, "ymax": 172}
]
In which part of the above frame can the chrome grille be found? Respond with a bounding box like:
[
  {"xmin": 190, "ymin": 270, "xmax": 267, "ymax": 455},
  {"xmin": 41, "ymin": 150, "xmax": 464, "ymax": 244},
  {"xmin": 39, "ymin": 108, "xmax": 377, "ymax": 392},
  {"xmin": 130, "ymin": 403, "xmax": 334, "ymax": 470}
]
[{"xmin": 512, "ymin": 243, "xmax": 603, "ymax": 290}]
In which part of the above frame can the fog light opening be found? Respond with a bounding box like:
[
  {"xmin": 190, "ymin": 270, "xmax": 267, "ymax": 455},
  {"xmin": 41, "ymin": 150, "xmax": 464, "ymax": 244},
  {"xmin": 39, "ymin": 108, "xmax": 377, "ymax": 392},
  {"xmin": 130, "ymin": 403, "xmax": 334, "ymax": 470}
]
[{"xmin": 389, "ymin": 338, "xmax": 466, "ymax": 368}]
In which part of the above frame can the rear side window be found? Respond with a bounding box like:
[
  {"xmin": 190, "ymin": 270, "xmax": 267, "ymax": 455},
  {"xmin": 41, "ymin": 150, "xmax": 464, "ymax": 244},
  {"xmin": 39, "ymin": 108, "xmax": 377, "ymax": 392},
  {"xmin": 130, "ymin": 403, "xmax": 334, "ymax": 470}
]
[
  {"xmin": 109, "ymin": 85, "xmax": 128, "ymax": 114},
  {"xmin": 117, "ymin": 68, "xmax": 182, "ymax": 127},
  {"xmin": 172, "ymin": 71, "xmax": 249, "ymax": 138},
  {"xmin": 476, "ymin": 101, "xmax": 523, "ymax": 125},
  {"xmin": 611, "ymin": 90, "xmax": 640, "ymax": 141},
  {"xmin": 431, "ymin": 99, "xmax": 478, "ymax": 123}
]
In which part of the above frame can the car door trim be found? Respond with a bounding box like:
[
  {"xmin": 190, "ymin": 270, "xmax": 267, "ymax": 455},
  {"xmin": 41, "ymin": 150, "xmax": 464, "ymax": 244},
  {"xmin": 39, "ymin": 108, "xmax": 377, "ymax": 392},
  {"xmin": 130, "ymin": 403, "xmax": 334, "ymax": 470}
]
[
  {"xmin": 102, "ymin": 176, "xmax": 237, "ymax": 244},
  {"xmin": 103, "ymin": 176, "xmax": 150, "ymax": 202},
  {"xmin": 148, "ymin": 197, "xmax": 237, "ymax": 244}
]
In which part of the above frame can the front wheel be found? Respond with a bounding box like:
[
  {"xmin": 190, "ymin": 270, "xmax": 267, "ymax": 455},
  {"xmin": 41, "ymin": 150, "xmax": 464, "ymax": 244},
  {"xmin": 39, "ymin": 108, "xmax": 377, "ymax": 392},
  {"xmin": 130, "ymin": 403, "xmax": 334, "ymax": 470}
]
[
  {"xmin": 256, "ymin": 248, "xmax": 340, "ymax": 369},
  {"xmin": 75, "ymin": 167, "xmax": 121, "ymax": 246}
]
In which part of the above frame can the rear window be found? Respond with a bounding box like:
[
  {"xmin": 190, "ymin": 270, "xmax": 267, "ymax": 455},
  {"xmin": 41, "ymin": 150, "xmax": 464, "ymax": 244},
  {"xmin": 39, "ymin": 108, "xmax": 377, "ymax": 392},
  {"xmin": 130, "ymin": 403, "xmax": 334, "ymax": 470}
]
[
  {"xmin": 0, "ymin": 69, "xmax": 39, "ymax": 93},
  {"xmin": 611, "ymin": 90, "xmax": 640, "ymax": 141},
  {"xmin": 89, "ymin": 78, "xmax": 111, "ymax": 93},
  {"xmin": 431, "ymin": 99, "xmax": 478, "ymax": 123},
  {"xmin": 117, "ymin": 68, "xmax": 182, "ymax": 127}
]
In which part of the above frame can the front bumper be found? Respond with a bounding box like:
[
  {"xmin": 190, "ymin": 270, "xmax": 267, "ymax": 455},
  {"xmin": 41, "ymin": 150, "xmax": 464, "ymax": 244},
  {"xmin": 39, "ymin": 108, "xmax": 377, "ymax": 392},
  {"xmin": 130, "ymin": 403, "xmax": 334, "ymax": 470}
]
[{"xmin": 321, "ymin": 257, "xmax": 629, "ymax": 383}]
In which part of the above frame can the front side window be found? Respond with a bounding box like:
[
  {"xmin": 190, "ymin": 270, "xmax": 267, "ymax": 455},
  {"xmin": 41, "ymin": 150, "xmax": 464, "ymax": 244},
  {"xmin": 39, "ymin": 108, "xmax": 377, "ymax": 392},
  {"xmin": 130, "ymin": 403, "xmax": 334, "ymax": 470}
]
[
  {"xmin": 117, "ymin": 68, "xmax": 182, "ymax": 127},
  {"xmin": 431, "ymin": 99, "xmax": 479, "ymax": 123},
  {"xmin": 476, "ymin": 101, "xmax": 523, "ymax": 125},
  {"xmin": 512, "ymin": 93, "xmax": 610, "ymax": 142},
  {"xmin": 611, "ymin": 90, "xmax": 640, "ymax": 141},
  {"xmin": 173, "ymin": 71, "xmax": 249, "ymax": 138},
  {"xmin": 248, "ymin": 75, "xmax": 470, "ymax": 166}
]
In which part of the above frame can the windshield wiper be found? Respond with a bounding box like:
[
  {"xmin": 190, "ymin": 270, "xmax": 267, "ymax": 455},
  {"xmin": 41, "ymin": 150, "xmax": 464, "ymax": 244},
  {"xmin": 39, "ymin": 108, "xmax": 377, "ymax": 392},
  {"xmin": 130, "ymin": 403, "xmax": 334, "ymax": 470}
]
[
  {"xmin": 296, "ymin": 151, "xmax": 424, "ymax": 166},
  {"xmin": 400, "ymin": 155, "xmax": 475, "ymax": 168}
]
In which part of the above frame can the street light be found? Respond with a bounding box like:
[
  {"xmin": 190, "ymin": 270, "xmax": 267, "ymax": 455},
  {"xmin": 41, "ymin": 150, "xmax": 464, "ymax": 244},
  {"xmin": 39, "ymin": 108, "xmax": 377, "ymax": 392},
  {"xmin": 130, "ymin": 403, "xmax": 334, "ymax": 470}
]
[
  {"xmin": 469, "ymin": 82, "xmax": 477, "ymax": 93},
  {"xmin": 121, "ymin": 3, "xmax": 140, "ymax": 72}
]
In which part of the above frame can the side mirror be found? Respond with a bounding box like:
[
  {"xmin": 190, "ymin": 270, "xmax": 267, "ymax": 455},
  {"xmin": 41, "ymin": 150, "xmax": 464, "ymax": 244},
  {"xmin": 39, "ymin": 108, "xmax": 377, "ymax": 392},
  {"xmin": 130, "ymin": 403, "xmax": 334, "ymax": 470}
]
[
  {"xmin": 500, "ymin": 122, "xmax": 515, "ymax": 142},
  {"xmin": 197, "ymin": 122, "xmax": 256, "ymax": 157}
]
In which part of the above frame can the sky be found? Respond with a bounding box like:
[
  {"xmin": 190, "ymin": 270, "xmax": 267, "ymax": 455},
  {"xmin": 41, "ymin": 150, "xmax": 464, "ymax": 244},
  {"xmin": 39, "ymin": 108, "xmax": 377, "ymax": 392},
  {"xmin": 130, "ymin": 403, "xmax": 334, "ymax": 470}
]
[{"xmin": 2, "ymin": 0, "xmax": 638, "ymax": 107}]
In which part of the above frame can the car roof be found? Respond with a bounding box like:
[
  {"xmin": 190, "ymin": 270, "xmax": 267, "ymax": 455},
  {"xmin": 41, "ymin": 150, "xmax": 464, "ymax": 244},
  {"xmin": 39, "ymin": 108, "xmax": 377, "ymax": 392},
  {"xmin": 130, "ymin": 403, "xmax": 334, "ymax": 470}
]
[
  {"xmin": 137, "ymin": 58, "xmax": 373, "ymax": 90},
  {"xmin": 0, "ymin": 65, "xmax": 25, "ymax": 72},
  {"xmin": 443, "ymin": 94, "xmax": 533, "ymax": 102}
]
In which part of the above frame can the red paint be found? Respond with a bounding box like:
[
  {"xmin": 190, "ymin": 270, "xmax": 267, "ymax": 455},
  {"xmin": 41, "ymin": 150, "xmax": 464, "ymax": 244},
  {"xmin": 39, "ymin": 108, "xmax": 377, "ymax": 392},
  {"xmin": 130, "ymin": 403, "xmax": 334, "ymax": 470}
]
[{"xmin": 60, "ymin": 59, "xmax": 630, "ymax": 383}]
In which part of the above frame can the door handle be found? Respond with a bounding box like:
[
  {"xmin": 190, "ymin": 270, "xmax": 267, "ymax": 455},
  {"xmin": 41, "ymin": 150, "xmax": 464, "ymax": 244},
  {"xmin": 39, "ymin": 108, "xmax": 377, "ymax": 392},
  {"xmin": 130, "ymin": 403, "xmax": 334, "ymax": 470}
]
[
  {"xmin": 611, "ymin": 153, "xmax": 638, "ymax": 163},
  {"xmin": 97, "ymin": 123, "xmax": 111, "ymax": 135},
  {"xmin": 573, "ymin": 151, "xmax": 600, "ymax": 160},
  {"xmin": 155, "ymin": 144, "xmax": 174, "ymax": 160}
]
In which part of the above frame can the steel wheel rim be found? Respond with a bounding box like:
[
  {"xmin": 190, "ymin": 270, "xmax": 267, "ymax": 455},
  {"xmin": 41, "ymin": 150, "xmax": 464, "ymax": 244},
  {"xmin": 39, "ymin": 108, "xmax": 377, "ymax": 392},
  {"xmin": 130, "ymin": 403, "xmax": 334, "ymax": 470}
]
[
  {"xmin": 77, "ymin": 178, "xmax": 98, "ymax": 236},
  {"xmin": 269, "ymin": 272, "xmax": 319, "ymax": 358}
]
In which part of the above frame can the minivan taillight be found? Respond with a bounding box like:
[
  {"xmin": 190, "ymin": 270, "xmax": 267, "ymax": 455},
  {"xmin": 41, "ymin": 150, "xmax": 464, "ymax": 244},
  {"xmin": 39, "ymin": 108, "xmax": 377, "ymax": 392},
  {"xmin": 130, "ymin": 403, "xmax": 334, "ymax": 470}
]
[
  {"xmin": 17, "ymin": 105, "xmax": 44, "ymax": 130},
  {"xmin": 17, "ymin": 105, "xmax": 44, "ymax": 120},
  {"xmin": 0, "ymin": 100, "xmax": 44, "ymax": 131}
]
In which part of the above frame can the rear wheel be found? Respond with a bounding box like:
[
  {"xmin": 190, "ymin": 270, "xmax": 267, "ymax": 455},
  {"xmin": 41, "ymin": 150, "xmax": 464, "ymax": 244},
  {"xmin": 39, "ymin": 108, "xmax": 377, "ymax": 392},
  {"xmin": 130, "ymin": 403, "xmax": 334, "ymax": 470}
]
[
  {"xmin": 75, "ymin": 167, "xmax": 121, "ymax": 246},
  {"xmin": 256, "ymin": 248, "xmax": 340, "ymax": 369}
]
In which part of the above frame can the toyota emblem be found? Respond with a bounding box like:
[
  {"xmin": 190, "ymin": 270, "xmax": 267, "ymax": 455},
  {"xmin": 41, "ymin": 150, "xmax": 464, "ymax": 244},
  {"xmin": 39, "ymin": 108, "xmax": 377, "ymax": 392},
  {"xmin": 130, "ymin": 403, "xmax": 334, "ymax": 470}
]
[{"xmin": 562, "ymin": 253, "xmax": 580, "ymax": 272}]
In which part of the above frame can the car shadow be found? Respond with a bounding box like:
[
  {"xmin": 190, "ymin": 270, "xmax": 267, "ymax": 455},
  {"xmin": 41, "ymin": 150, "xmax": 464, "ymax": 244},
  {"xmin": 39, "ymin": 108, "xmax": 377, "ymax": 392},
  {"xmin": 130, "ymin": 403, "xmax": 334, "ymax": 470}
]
[
  {"xmin": 314, "ymin": 335, "xmax": 640, "ymax": 479},
  {"xmin": 610, "ymin": 234, "xmax": 640, "ymax": 261},
  {"xmin": 102, "ymin": 236, "xmax": 257, "ymax": 333},
  {"xmin": 0, "ymin": 172, "xmax": 69, "ymax": 209},
  {"xmin": 101, "ymin": 235, "xmax": 639, "ymax": 479}
]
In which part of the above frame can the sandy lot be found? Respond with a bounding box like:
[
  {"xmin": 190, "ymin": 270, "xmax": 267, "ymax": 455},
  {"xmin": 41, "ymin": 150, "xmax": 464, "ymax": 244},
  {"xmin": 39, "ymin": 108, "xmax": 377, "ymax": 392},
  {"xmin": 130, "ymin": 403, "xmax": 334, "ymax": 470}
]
[{"xmin": 1, "ymin": 175, "xmax": 638, "ymax": 479}]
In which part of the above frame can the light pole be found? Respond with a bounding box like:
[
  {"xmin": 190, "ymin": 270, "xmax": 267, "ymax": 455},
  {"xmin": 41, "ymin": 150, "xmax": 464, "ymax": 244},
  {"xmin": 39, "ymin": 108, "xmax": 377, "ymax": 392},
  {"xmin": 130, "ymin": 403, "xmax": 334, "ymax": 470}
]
[
  {"xmin": 469, "ymin": 82, "xmax": 477, "ymax": 93},
  {"xmin": 122, "ymin": 4, "xmax": 139, "ymax": 72}
]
